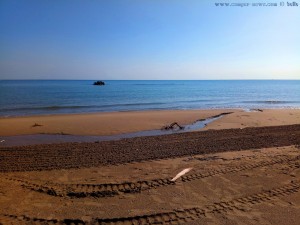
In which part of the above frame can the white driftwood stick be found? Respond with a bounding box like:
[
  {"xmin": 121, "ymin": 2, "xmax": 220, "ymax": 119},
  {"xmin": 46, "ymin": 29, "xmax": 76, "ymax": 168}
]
[{"xmin": 171, "ymin": 168, "xmax": 193, "ymax": 182}]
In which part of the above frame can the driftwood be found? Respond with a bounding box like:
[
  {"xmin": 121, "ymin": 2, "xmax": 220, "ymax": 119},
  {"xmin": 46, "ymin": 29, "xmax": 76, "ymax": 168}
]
[
  {"xmin": 171, "ymin": 168, "xmax": 193, "ymax": 182},
  {"xmin": 162, "ymin": 122, "xmax": 184, "ymax": 131}
]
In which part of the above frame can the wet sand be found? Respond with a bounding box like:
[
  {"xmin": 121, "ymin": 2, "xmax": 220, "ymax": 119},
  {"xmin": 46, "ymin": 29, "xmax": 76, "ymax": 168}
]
[{"xmin": 0, "ymin": 109, "xmax": 300, "ymax": 224}]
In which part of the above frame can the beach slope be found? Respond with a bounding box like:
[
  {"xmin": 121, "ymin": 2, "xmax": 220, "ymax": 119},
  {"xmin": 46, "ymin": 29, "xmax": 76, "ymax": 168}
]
[{"xmin": 0, "ymin": 109, "xmax": 300, "ymax": 225}]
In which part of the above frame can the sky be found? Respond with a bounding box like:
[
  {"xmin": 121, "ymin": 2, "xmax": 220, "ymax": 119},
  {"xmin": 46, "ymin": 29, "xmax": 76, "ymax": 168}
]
[{"xmin": 0, "ymin": 0, "xmax": 299, "ymax": 80}]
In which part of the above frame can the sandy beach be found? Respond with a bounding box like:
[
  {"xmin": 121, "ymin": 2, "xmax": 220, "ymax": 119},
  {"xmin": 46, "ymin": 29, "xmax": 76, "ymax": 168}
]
[
  {"xmin": 0, "ymin": 109, "xmax": 300, "ymax": 136},
  {"xmin": 0, "ymin": 109, "xmax": 300, "ymax": 224}
]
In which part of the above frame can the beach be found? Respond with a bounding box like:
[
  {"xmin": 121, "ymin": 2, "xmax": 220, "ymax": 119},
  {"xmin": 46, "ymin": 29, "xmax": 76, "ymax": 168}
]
[
  {"xmin": 1, "ymin": 108, "xmax": 300, "ymax": 136},
  {"xmin": 1, "ymin": 0, "xmax": 299, "ymax": 223},
  {"xmin": 0, "ymin": 109, "xmax": 300, "ymax": 224}
]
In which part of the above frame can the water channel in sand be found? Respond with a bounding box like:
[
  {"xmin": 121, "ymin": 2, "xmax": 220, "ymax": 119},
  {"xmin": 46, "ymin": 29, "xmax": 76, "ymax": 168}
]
[{"xmin": 0, "ymin": 114, "xmax": 228, "ymax": 147}]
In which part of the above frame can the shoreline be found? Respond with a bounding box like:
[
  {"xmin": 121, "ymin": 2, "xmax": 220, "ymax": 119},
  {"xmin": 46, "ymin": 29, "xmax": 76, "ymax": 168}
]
[
  {"xmin": 0, "ymin": 108, "xmax": 300, "ymax": 137},
  {"xmin": 1, "ymin": 106, "xmax": 300, "ymax": 119}
]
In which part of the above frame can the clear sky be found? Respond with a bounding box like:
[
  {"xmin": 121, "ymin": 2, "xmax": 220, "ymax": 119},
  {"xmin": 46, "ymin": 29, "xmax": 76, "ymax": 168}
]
[{"xmin": 0, "ymin": 0, "xmax": 299, "ymax": 80}]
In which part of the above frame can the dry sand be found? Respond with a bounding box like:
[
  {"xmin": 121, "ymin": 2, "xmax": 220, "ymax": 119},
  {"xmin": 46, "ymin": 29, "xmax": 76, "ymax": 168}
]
[
  {"xmin": 0, "ymin": 145, "xmax": 299, "ymax": 224},
  {"xmin": 0, "ymin": 109, "xmax": 229, "ymax": 136},
  {"xmin": 203, "ymin": 109, "xmax": 300, "ymax": 130},
  {"xmin": 0, "ymin": 109, "xmax": 300, "ymax": 225}
]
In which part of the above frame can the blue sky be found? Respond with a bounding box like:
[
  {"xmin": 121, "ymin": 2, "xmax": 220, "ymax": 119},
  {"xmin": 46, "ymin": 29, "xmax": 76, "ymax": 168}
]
[{"xmin": 0, "ymin": 0, "xmax": 299, "ymax": 80}]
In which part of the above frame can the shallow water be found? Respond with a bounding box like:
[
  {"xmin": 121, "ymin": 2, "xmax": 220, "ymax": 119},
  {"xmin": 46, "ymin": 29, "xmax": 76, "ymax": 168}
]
[{"xmin": 1, "ymin": 80, "xmax": 299, "ymax": 117}]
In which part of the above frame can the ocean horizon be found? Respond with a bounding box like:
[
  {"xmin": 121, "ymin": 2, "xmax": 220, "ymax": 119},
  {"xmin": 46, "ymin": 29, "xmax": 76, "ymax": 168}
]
[{"xmin": 0, "ymin": 80, "xmax": 299, "ymax": 117}]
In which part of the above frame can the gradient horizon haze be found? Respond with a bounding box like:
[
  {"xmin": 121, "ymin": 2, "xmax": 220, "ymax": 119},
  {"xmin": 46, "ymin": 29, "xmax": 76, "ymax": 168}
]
[{"xmin": 0, "ymin": 0, "xmax": 299, "ymax": 80}]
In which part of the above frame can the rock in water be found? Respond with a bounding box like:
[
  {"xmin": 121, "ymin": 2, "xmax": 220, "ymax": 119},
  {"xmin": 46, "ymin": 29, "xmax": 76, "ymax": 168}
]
[{"xmin": 93, "ymin": 81, "xmax": 105, "ymax": 85}]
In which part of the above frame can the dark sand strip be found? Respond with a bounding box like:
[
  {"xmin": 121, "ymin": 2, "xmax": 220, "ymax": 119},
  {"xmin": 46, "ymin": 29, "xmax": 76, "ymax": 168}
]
[{"xmin": 1, "ymin": 124, "xmax": 300, "ymax": 172}]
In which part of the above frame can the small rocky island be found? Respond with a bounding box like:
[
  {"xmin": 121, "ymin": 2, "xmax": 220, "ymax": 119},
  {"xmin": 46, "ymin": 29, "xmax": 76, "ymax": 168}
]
[{"xmin": 93, "ymin": 81, "xmax": 105, "ymax": 86}]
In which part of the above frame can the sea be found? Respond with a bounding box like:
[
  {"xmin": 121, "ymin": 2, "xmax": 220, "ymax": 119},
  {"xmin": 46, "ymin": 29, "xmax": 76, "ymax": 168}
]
[{"xmin": 0, "ymin": 80, "xmax": 299, "ymax": 117}]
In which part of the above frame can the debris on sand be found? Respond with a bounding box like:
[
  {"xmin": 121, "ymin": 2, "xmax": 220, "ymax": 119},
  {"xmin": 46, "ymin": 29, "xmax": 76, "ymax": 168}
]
[
  {"xmin": 171, "ymin": 168, "xmax": 193, "ymax": 182},
  {"xmin": 250, "ymin": 109, "xmax": 263, "ymax": 112},
  {"xmin": 162, "ymin": 122, "xmax": 184, "ymax": 131},
  {"xmin": 32, "ymin": 123, "xmax": 43, "ymax": 127}
]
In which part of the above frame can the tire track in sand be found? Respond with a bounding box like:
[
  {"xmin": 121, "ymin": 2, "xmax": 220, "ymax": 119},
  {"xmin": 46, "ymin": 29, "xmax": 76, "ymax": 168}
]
[
  {"xmin": 4, "ymin": 154, "xmax": 299, "ymax": 198},
  {"xmin": 1, "ymin": 180, "xmax": 299, "ymax": 224}
]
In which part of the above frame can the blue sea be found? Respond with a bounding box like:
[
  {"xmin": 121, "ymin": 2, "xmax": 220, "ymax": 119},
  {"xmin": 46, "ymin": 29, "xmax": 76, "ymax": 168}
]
[{"xmin": 0, "ymin": 80, "xmax": 299, "ymax": 117}]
